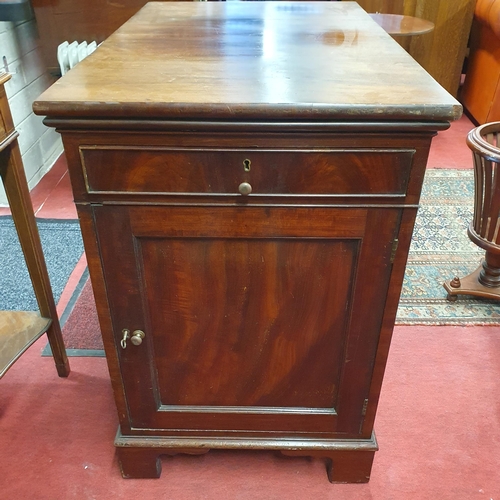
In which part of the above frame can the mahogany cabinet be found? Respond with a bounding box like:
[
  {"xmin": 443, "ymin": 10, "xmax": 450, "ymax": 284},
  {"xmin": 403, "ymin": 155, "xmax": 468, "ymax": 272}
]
[{"xmin": 33, "ymin": 2, "xmax": 460, "ymax": 483}]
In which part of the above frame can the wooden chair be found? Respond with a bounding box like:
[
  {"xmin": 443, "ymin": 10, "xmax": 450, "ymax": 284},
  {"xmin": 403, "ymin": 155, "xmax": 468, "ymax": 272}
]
[
  {"xmin": 0, "ymin": 72, "xmax": 70, "ymax": 378},
  {"xmin": 444, "ymin": 122, "xmax": 500, "ymax": 301}
]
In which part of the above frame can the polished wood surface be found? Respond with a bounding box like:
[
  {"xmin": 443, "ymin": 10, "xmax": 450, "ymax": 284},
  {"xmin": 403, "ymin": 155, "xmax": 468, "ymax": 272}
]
[
  {"xmin": 369, "ymin": 13, "xmax": 434, "ymax": 36},
  {"xmin": 0, "ymin": 72, "xmax": 69, "ymax": 378},
  {"xmin": 81, "ymin": 147, "xmax": 413, "ymax": 195},
  {"xmin": 34, "ymin": 1, "xmax": 459, "ymax": 482},
  {"xmin": 96, "ymin": 203, "xmax": 397, "ymax": 435},
  {"xmin": 34, "ymin": 2, "xmax": 459, "ymax": 121}
]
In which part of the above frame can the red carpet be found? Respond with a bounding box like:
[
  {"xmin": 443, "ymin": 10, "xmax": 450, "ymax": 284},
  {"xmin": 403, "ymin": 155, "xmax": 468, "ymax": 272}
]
[
  {"xmin": 1, "ymin": 326, "xmax": 499, "ymax": 499},
  {"xmin": 62, "ymin": 277, "xmax": 103, "ymax": 351}
]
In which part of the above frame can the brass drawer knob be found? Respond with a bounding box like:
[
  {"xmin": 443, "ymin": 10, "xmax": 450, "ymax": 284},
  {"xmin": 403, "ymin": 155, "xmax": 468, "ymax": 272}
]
[{"xmin": 238, "ymin": 182, "xmax": 252, "ymax": 195}]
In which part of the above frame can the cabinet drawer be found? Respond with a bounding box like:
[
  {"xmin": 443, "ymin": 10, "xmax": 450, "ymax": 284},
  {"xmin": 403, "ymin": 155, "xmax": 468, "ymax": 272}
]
[{"xmin": 80, "ymin": 147, "xmax": 413, "ymax": 196}]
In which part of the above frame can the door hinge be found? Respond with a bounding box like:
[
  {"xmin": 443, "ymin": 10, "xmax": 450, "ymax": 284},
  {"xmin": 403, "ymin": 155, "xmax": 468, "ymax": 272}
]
[
  {"xmin": 390, "ymin": 238, "xmax": 399, "ymax": 264},
  {"xmin": 361, "ymin": 398, "xmax": 369, "ymax": 416}
]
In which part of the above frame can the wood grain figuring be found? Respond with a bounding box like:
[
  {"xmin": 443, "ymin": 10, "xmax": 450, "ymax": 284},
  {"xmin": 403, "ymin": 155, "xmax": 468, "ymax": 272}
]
[
  {"xmin": 129, "ymin": 206, "xmax": 368, "ymax": 239},
  {"xmin": 59, "ymin": 129, "xmax": 435, "ymax": 208},
  {"xmin": 143, "ymin": 238, "xmax": 355, "ymax": 408},
  {"xmin": 33, "ymin": 2, "xmax": 460, "ymax": 121},
  {"xmin": 91, "ymin": 204, "xmax": 399, "ymax": 436},
  {"xmin": 32, "ymin": 1, "xmax": 459, "ymax": 482},
  {"xmin": 81, "ymin": 147, "xmax": 413, "ymax": 195}
]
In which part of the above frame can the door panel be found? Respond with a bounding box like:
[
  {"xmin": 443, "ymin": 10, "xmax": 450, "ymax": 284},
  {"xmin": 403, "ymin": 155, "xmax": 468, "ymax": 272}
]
[
  {"xmin": 94, "ymin": 205, "xmax": 400, "ymax": 437},
  {"xmin": 140, "ymin": 237, "xmax": 357, "ymax": 409}
]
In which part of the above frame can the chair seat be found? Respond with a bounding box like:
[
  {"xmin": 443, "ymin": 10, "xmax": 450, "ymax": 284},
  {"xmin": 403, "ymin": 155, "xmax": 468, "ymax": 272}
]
[{"xmin": 0, "ymin": 311, "xmax": 51, "ymax": 377}]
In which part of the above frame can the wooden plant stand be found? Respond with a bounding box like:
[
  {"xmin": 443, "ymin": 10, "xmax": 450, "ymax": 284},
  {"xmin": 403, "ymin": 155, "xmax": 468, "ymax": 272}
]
[{"xmin": 444, "ymin": 122, "xmax": 500, "ymax": 302}]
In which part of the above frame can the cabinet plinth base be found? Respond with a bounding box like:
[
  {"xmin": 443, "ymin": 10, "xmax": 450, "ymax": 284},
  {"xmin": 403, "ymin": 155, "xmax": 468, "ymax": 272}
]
[
  {"xmin": 117, "ymin": 447, "xmax": 162, "ymax": 479},
  {"xmin": 115, "ymin": 428, "xmax": 378, "ymax": 483},
  {"xmin": 281, "ymin": 449, "xmax": 375, "ymax": 483}
]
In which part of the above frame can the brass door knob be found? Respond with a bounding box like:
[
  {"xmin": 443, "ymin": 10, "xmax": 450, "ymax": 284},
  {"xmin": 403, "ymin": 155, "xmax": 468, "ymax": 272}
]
[
  {"xmin": 238, "ymin": 182, "xmax": 252, "ymax": 195},
  {"xmin": 131, "ymin": 330, "xmax": 145, "ymax": 346},
  {"xmin": 121, "ymin": 328, "xmax": 145, "ymax": 348}
]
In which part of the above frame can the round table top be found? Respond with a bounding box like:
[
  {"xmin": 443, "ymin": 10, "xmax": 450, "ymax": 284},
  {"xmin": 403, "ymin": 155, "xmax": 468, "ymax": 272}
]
[{"xmin": 369, "ymin": 13, "xmax": 435, "ymax": 36}]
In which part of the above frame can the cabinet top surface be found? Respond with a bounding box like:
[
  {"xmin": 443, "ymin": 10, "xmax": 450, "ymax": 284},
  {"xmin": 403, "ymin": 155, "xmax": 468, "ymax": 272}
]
[{"xmin": 33, "ymin": 1, "xmax": 460, "ymax": 122}]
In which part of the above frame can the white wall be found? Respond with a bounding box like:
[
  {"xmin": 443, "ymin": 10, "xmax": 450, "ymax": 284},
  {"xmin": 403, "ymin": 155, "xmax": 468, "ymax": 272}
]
[{"xmin": 0, "ymin": 16, "xmax": 63, "ymax": 206}]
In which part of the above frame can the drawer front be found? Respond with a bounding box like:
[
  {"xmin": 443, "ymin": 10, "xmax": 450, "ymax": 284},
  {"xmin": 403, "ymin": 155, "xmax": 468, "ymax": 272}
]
[{"xmin": 80, "ymin": 147, "xmax": 413, "ymax": 196}]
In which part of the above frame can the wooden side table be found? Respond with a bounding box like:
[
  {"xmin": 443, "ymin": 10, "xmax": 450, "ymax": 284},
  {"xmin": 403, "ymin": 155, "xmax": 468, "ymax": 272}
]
[
  {"xmin": 369, "ymin": 13, "xmax": 434, "ymax": 37},
  {"xmin": 0, "ymin": 72, "xmax": 69, "ymax": 378}
]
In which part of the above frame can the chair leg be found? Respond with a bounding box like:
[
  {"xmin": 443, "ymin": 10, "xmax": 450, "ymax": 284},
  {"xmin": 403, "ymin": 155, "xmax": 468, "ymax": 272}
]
[{"xmin": 1, "ymin": 141, "xmax": 70, "ymax": 377}]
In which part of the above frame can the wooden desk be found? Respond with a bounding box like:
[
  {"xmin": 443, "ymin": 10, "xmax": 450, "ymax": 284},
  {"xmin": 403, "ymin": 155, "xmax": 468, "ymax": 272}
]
[
  {"xmin": 34, "ymin": 1, "xmax": 459, "ymax": 483},
  {"xmin": 0, "ymin": 72, "xmax": 69, "ymax": 378}
]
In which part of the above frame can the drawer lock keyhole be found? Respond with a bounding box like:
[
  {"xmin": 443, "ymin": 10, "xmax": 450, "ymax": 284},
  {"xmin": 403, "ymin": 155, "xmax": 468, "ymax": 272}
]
[{"xmin": 243, "ymin": 159, "xmax": 251, "ymax": 171}]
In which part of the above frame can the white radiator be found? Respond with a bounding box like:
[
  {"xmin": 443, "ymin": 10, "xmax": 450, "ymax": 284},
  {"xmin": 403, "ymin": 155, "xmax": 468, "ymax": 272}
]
[{"xmin": 57, "ymin": 41, "xmax": 98, "ymax": 76}]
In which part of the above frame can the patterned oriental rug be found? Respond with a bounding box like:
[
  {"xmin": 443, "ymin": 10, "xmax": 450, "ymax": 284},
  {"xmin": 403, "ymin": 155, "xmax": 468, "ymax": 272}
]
[
  {"xmin": 397, "ymin": 169, "xmax": 499, "ymax": 325},
  {"xmin": 45, "ymin": 169, "xmax": 499, "ymax": 355}
]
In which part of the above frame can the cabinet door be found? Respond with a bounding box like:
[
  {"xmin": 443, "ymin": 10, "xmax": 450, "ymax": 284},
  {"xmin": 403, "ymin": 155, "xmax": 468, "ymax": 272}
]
[{"xmin": 94, "ymin": 205, "xmax": 400, "ymax": 438}]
